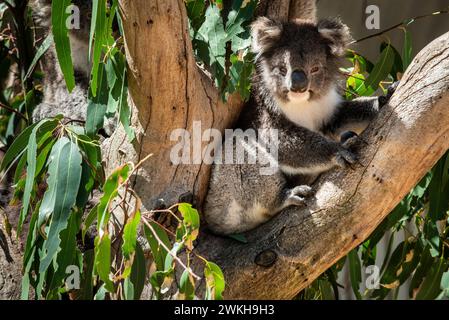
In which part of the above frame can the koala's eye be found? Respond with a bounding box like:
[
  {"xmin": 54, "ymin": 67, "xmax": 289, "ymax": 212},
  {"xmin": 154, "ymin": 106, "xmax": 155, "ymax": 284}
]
[
  {"xmin": 278, "ymin": 66, "xmax": 287, "ymax": 76},
  {"xmin": 311, "ymin": 66, "xmax": 320, "ymax": 74}
]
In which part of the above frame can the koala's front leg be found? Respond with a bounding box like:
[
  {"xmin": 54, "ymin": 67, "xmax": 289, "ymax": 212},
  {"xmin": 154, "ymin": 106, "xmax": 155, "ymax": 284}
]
[
  {"xmin": 323, "ymin": 82, "xmax": 399, "ymax": 138},
  {"xmin": 276, "ymin": 124, "xmax": 357, "ymax": 175}
]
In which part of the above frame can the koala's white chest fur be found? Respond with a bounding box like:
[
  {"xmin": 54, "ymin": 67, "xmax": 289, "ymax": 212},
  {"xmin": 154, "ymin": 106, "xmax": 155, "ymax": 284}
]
[{"xmin": 276, "ymin": 87, "xmax": 341, "ymax": 132}]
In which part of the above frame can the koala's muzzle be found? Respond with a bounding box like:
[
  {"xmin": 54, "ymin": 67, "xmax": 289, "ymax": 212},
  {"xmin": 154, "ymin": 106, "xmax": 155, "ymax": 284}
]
[{"xmin": 290, "ymin": 70, "xmax": 308, "ymax": 93}]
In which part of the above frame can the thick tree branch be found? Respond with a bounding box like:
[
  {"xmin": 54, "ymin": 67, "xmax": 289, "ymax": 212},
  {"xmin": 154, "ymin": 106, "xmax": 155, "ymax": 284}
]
[{"xmin": 194, "ymin": 32, "xmax": 449, "ymax": 299}]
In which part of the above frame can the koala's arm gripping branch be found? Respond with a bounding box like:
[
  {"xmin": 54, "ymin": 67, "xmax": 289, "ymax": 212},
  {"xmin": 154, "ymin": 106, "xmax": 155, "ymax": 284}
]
[{"xmin": 194, "ymin": 32, "xmax": 449, "ymax": 299}]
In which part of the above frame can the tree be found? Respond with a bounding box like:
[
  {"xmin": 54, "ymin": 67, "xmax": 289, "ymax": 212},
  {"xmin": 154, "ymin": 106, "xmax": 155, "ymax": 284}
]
[{"xmin": 1, "ymin": 0, "xmax": 449, "ymax": 300}]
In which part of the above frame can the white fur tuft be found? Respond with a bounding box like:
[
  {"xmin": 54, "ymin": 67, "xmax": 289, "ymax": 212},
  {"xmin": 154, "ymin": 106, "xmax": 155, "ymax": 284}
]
[{"xmin": 275, "ymin": 87, "xmax": 341, "ymax": 132}]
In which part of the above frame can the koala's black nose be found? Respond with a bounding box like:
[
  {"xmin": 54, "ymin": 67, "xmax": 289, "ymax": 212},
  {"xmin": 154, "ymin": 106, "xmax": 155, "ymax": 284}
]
[{"xmin": 290, "ymin": 70, "xmax": 308, "ymax": 93}]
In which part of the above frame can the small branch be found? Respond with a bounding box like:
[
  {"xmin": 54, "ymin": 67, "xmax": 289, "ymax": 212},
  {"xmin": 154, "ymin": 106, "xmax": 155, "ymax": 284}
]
[
  {"xmin": 141, "ymin": 218, "xmax": 201, "ymax": 281},
  {"xmin": 0, "ymin": 101, "xmax": 27, "ymax": 121},
  {"xmin": 352, "ymin": 9, "xmax": 449, "ymax": 44}
]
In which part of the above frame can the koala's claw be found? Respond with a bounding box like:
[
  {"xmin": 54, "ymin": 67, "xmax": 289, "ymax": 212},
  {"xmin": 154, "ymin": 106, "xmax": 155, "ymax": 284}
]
[
  {"xmin": 291, "ymin": 185, "xmax": 313, "ymax": 197},
  {"xmin": 284, "ymin": 185, "xmax": 313, "ymax": 207},
  {"xmin": 153, "ymin": 198, "xmax": 167, "ymax": 210},
  {"xmin": 340, "ymin": 131, "xmax": 359, "ymax": 148},
  {"xmin": 287, "ymin": 195, "xmax": 307, "ymax": 206},
  {"xmin": 379, "ymin": 81, "xmax": 400, "ymax": 108},
  {"xmin": 335, "ymin": 149, "xmax": 358, "ymax": 168}
]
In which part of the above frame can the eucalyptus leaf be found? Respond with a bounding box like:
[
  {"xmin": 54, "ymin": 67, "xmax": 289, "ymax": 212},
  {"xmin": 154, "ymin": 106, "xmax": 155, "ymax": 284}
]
[
  {"xmin": 39, "ymin": 137, "xmax": 83, "ymax": 274},
  {"xmin": 51, "ymin": 0, "xmax": 75, "ymax": 91}
]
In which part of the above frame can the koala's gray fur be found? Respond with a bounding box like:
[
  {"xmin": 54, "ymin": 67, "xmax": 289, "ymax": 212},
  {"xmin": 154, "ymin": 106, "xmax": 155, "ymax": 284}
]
[
  {"xmin": 31, "ymin": 0, "xmax": 91, "ymax": 123},
  {"xmin": 31, "ymin": 0, "xmax": 115, "ymax": 135},
  {"xmin": 204, "ymin": 17, "xmax": 393, "ymax": 235}
]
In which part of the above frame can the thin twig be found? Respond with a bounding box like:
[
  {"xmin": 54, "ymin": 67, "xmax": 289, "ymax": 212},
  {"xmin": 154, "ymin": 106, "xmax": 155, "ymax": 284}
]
[
  {"xmin": 352, "ymin": 9, "xmax": 449, "ymax": 44},
  {"xmin": 0, "ymin": 101, "xmax": 27, "ymax": 120},
  {"xmin": 141, "ymin": 218, "xmax": 201, "ymax": 281}
]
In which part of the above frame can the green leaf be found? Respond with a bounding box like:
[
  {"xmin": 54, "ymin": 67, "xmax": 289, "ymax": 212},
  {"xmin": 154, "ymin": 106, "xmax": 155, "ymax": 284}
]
[
  {"xmin": 348, "ymin": 248, "xmax": 362, "ymax": 300},
  {"xmin": 164, "ymin": 242, "xmax": 182, "ymax": 272},
  {"xmin": 106, "ymin": 53, "xmax": 135, "ymax": 140},
  {"xmin": 94, "ymin": 234, "xmax": 114, "ymax": 292},
  {"xmin": 123, "ymin": 277, "xmax": 135, "ymax": 300},
  {"xmin": 97, "ymin": 163, "xmax": 132, "ymax": 231},
  {"xmin": 78, "ymin": 249, "xmax": 95, "ymax": 300},
  {"xmin": 47, "ymin": 212, "xmax": 79, "ymax": 294},
  {"xmin": 51, "ymin": 0, "xmax": 75, "ymax": 91},
  {"xmin": 18, "ymin": 120, "xmax": 58, "ymax": 233},
  {"xmin": 21, "ymin": 207, "xmax": 40, "ymax": 299},
  {"xmin": 122, "ymin": 210, "xmax": 141, "ymax": 259},
  {"xmin": 196, "ymin": 4, "xmax": 227, "ymax": 88},
  {"xmin": 186, "ymin": 0, "xmax": 206, "ymax": 31},
  {"xmin": 129, "ymin": 243, "xmax": 146, "ymax": 300},
  {"xmin": 178, "ymin": 203, "xmax": 200, "ymax": 249},
  {"xmin": 179, "ymin": 269, "xmax": 195, "ymax": 300},
  {"xmin": 402, "ymin": 29, "xmax": 413, "ymax": 70},
  {"xmin": 439, "ymin": 271, "xmax": 449, "ymax": 299},
  {"xmin": 227, "ymin": 53, "xmax": 254, "ymax": 100},
  {"xmin": 415, "ymin": 258, "xmax": 449, "ymax": 300},
  {"xmin": 423, "ymin": 219, "xmax": 440, "ymax": 257},
  {"xmin": 89, "ymin": 0, "xmax": 107, "ymax": 96},
  {"xmin": 86, "ymin": 63, "xmax": 109, "ymax": 137},
  {"xmin": 228, "ymin": 233, "xmax": 248, "ymax": 243},
  {"xmin": 225, "ymin": 0, "xmax": 256, "ymax": 45},
  {"xmin": 25, "ymin": 34, "xmax": 53, "ymax": 80},
  {"xmin": 94, "ymin": 284, "xmax": 107, "ymax": 300},
  {"xmin": 39, "ymin": 137, "xmax": 83, "ymax": 274},
  {"xmin": 204, "ymin": 261, "xmax": 225, "ymax": 300},
  {"xmin": 360, "ymin": 44, "xmax": 395, "ymax": 95},
  {"xmin": 372, "ymin": 241, "xmax": 405, "ymax": 298},
  {"xmin": 381, "ymin": 42, "xmax": 403, "ymax": 81},
  {"xmin": 409, "ymin": 247, "xmax": 433, "ymax": 298},
  {"xmin": 1, "ymin": 118, "xmax": 58, "ymax": 173},
  {"xmin": 144, "ymin": 221, "xmax": 170, "ymax": 271},
  {"xmin": 178, "ymin": 203, "xmax": 200, "ymax": 231},
  {"xmin": 428, "ymin": 153, "xmax": 449, "ymax": 222},
  {"xmin": 82, "ymin": 204, "xmax": 98, "ymax": 243}
]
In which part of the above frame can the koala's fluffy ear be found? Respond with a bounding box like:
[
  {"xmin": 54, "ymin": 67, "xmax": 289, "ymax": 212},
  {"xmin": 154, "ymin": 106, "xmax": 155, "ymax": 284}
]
[
  {"xmin": 317, "ymin": 18, "xmax": 352, "ymax": 56},
  {"xmin": 251, "ymin": 17, "xmax": 283, "ymax": 58}
]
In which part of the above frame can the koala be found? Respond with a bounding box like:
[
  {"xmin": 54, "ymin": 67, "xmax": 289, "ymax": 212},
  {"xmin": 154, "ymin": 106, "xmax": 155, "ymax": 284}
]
[{"xmin": 203, "ymin": 17, "xmax": 394, "ymax": 235}]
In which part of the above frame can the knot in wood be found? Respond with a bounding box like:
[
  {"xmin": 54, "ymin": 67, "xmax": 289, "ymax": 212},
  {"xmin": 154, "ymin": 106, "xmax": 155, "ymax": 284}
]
[{"xmin": 255, "ymin": 249, "xmax": 277, "ymax": 268}]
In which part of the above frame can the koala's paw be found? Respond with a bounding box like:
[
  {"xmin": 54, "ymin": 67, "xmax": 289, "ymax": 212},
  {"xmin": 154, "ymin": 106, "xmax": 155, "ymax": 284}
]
[
  {"xmin": 340, "ymin": 131, "xmax": 359, "ymax": 148},
  {"xmin": 284, "ymin": 185, "xmax": 313, "ymax": 206},
  {"xmin": 152, "ymin": 198, "xmax": 167, "ymax": 210},
  {"xmin": 378, "ymin": 81, "xmax": 400, "ymax": 108},
  {"xmin": 335, "ymin": 148, "xmax": 358, "ymax": 169}
]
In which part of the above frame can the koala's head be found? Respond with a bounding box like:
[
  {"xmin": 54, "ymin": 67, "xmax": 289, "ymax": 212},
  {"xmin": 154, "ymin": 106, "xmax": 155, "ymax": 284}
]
[{"xmin": 251, "ymin": 17, "xmax": 351, "ymax": 104}]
